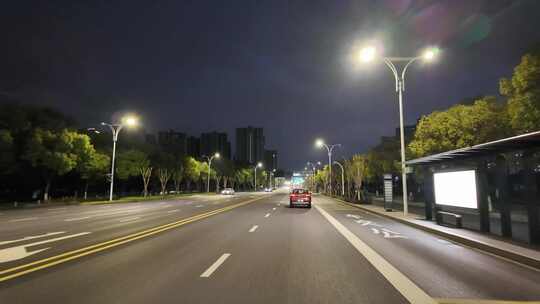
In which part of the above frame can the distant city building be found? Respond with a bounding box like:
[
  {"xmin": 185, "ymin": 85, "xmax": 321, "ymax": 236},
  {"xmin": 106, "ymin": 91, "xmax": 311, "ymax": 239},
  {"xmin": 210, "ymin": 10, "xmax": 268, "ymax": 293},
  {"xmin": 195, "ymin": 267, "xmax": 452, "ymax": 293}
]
[
  {"xmin": 157, "ymin": 130, "xmax": 187, "ymax": 155},
  {"xmin": 200, "ymin": 131, "xmax": 231, "ymax": 159},
  {"xmin": 187, "ymin": 136, "xmax": 201, "ymax": 158},
  {"xmin": 264, "ymin": 150, "xmax": 278, "ymax": 170},
  {"xmin": 236, "ymin": 126, "xmax": 265, "ymax": 164},
  {"xmin": 145, "ymin": 133, "xmax": 157, "ymax": 145}
]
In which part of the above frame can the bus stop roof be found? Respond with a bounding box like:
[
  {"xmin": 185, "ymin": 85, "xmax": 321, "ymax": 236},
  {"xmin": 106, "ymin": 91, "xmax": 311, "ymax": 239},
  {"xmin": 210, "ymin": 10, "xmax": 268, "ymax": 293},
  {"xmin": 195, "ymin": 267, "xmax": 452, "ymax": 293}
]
[{"xmin": 406, "ymin": 130, "xmax": 540, "ymax": 166}]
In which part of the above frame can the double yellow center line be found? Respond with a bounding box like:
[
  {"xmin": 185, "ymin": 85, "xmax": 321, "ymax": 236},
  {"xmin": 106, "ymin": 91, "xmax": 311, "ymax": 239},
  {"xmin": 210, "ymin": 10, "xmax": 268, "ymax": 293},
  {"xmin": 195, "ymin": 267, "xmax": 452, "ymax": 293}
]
[{"xmin": 0, "ymin": 196, "xmax": 263, "ymax": 283}]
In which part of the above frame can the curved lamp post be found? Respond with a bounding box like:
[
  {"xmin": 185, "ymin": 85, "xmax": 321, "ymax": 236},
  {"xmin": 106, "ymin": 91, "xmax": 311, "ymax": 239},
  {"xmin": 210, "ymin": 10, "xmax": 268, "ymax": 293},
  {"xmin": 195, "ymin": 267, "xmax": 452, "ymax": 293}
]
[
  {"xmin": 254, "ymin": 162, "xmax": 263, "ymax": 191},
  {"xmin": 101, "ymin": 115, "xmax": 139, "ymax": 202},
  {"xmin": 203, "ymin": 152, "xmax": 220, "ymax": 193},
  {"xmin": 357, "ymin": 46, "xmax": 439, "ymax": 216},
  {"xmin": 333, "ymin": 160, "xmax": 345, "ymax": 197},
  {"xmin": 315, "ymin": 139, "xmax": 341, "ymax": 194}
]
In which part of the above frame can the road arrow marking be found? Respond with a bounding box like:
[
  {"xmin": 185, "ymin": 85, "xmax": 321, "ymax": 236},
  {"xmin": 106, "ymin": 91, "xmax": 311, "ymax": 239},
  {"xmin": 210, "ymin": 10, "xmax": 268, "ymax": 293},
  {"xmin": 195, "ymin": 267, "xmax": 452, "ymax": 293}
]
[
  {"xmin": 0, "ymin": 232, "xmax": 91, "ymax": 263},
  {"xmin": 0, "ymin": 232, "xmax": 66, "ymax": 246},
  {"xmin": 316, "ymin": 205, "xmax": 435, "ymax": 304}
]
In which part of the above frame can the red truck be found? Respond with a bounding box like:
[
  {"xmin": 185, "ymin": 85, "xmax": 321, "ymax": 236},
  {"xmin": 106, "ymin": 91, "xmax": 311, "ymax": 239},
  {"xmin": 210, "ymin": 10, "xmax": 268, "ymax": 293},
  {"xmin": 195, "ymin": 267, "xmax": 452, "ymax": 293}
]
[{"xmin": 289, "ymin": 189, "xmax": 312, "ymax": 208}]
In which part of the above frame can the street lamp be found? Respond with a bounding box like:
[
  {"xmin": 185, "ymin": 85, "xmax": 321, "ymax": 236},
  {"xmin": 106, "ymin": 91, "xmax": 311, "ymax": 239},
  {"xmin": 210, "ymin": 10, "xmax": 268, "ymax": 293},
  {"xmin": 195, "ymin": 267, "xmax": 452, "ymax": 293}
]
[
  {"xmin": 101, "ymin": 114, "xmax": 139, "ymax": 202},
  {"xmin": 269, "ymin": 169, "xmax": 276, "ymax": 189},
  {"xmin": 204, "ymin": 152, "xmax": 220, "ymax": 193},
  {"xmin": 315, "ymin": 139, "xmax": 341, "ymax": 195},
  {"xmin": 333, "ymin": 161, "xmax": 345, "ymax": 197},
  {"xmin": 254, "ymin": 162, "xmax": 263, "ymax": 191},
  {"xmin": 356, "ymin": 45, "xmax": 439, "ymax": 216}
]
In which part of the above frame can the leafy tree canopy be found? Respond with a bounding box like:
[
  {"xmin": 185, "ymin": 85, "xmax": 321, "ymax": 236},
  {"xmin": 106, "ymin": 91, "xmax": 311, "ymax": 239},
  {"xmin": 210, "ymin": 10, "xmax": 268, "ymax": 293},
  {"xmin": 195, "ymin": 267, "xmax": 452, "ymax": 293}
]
[
  {"xmin": 408, "ymin": 96, "xmax": 510, "ymax": 157},
  {"xmin": 500, "ymin": 53, "xmax": 540, "ymax": 133}
]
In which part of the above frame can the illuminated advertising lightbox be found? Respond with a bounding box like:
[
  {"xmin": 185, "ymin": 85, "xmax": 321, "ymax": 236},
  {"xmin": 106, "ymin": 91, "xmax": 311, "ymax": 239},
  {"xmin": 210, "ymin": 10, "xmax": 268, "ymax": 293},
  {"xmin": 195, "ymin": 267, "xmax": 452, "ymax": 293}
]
[{"xmin": 433, "ymin": 170, "xmax": 478, "ymax": 209}]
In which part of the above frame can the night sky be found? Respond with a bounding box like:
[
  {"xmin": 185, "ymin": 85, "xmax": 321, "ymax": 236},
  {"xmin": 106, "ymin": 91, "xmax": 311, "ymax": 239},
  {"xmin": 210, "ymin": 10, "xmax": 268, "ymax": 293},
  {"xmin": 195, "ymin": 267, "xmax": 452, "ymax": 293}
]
[{"xmin": 1, "ymin": 0, "xmax": 540, "ymax": 170}]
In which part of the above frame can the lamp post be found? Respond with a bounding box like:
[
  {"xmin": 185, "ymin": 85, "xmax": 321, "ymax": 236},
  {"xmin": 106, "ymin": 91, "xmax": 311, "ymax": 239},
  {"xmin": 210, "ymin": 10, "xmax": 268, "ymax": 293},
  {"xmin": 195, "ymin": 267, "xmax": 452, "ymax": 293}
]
[
  {"xmin": 254, "ymin": 162, "xmax": 263, "ymax": 191},
  {"xmin": 333, "ymin": 161, "xmax": 345, "ymax": 197},
  {"xmin": 101, "ymin": 115, "xmax": 139, "ymax": 202},
  {"xmin": 315, "ymin": 139, "xmax": 341, "ymax": 195},
  {"xmin": 204, "ymin": 152, "xmax": 220, "ymax": 193},
  {"xmin": 269, "ymin": 169, "xmax": 276, "ymax": 188},
  {"xmin": 306, "ymin": 161, "xmax": 320, "ymax": 191},
  {"xmin": 357, "ymin": 46, "xmax": 439, "ymax": 216}
]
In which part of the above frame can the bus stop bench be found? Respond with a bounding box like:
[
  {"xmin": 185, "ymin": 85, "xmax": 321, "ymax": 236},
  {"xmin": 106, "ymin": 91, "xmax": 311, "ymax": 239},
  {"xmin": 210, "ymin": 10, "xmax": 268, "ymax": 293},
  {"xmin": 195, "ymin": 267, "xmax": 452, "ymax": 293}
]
[{"xmin": 435, "ymin": 211, "xmax": 462, "ymax": 228}]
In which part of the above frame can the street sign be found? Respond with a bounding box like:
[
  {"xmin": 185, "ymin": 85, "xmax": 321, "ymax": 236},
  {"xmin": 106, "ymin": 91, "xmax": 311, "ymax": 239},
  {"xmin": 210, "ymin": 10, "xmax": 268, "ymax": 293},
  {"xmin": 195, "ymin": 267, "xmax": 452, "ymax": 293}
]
[{"xmin": 383, "ymin": 174, "xmax": 393, "ymax": 211}]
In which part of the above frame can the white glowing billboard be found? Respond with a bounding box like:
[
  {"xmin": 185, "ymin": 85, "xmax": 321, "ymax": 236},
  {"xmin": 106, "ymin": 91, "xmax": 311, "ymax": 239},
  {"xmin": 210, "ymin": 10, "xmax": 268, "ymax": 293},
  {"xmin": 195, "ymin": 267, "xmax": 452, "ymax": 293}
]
[{"xmin": 433, "ymin": 170, "xmax": 478, "ymax": 209}]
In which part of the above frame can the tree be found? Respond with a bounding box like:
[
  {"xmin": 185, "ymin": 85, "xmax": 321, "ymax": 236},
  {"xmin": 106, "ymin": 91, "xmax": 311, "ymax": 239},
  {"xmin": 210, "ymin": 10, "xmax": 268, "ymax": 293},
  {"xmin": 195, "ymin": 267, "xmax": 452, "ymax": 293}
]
[
  {"xmin": 78, "ymin": 151, "xmax": 110, "ymax": 200},
  {"xmin": 116, "ymin": 149, "xmax": 152, "ymax": 197},
  {"xmin": 154, "ymin": 152, "xmax": 175, "ymax": 196},
  {"xmin": 500, "ymin": 53, "xmax": 540, "ymax": 133},
  {"xmin": 171, "ymin": 157, "xmax": 184, "ymax": 193},
  {"xmin": 23, "ymin": 129, "xmax": 94, "ymax": 201},
  {"xmin": 348, "ymin": 154, "xmax": 368, "ymax": 201},
  {"xmin": 183, "ymin": 157, "xmax": 201, "ymax": 191},
  {"xmin": 0, "ymin": 129, "xmax": 15, "ymax": 174},
  {"xmin": 408, "ymin": 97, "xmax": 510, "ymax": 157}
]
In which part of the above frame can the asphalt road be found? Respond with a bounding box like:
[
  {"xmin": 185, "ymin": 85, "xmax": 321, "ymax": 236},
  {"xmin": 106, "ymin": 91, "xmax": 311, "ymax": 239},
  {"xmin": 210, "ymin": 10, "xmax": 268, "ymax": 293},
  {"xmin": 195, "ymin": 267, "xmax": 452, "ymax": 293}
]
[{"xmin": 1, "ymin": 191, "xmax": 539, "ymax": 303}]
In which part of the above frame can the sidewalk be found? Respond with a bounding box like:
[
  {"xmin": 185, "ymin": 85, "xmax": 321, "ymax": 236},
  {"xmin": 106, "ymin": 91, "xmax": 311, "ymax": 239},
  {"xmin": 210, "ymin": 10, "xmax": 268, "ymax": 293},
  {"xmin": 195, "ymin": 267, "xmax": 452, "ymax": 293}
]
[{"xmin": 333, "ymin": 197, "xmax": 540, "ymax": 270}]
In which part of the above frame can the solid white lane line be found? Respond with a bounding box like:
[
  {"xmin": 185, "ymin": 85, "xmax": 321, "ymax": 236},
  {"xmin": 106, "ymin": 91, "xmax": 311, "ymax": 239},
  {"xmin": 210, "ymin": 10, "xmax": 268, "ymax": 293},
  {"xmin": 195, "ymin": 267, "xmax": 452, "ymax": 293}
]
[
  {"xmin": 167, "ymin": 209, "xmax": 180, "ymax": 213},
  {"xmin": 0, "ymin": 232, "xmax": 66, "ymax": 246},
  {"xmin": 249, "ymin": 225, "xmax": 258, "ymax": 232},
  {"xmin": 119, "ymin": 216, "xmax": 141, "ymax": 223},
  {"xmin": 315, "ymin": 205, "xmax": 436, "ymax": 304},
  {"xmin": 9, "ymin": 217, "xmax": 38, "ymax": 223},
  {"xmin": 264, "ymin": 213, "xmax": 270, "ymax": 218},
  {"xmin": 195, "ymin": 205, "xmax": 204, "ymax": 208},
  {"xmin": 64, "ymin": 216, "xmax": 92, "ymax": 222},
  {"xmin": 200, "ymin": 253, "xmax": 231, "ymax": 278},
  {"xmin": 272, "ymin": 207, "xmax": 276, "ymax": 210}
]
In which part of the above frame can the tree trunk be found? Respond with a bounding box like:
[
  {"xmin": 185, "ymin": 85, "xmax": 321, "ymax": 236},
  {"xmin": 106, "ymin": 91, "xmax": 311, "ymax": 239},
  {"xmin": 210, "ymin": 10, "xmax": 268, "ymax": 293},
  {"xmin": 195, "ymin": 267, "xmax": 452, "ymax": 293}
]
[
  {"xmin": 216, "ymin": 176, "xmax": 221, "ymax": 193},
  {"xmin": 140, "ymin": 167, "xmax": 153, "ymax": 197},
  {"xmin": 44, "ymin": 179, "xmax": 51, "ymax": 202},
  {"xmin": 84, "ymin": 181, "xmax": 89, "ymax": 200}
]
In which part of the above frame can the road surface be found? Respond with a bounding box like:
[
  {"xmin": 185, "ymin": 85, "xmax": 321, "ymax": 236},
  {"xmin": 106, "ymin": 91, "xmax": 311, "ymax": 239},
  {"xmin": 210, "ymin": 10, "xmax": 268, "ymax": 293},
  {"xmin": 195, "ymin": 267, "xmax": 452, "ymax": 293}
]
[{"xmin": 1, "ymin": 191, "xmax": 539, "ymax": 303}]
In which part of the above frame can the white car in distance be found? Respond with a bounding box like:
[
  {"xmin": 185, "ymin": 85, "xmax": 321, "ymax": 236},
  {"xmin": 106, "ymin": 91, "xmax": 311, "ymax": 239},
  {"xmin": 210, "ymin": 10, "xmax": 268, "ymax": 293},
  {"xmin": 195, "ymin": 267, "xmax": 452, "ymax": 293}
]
[{"xmin": 221, "ymin": 188, "xmax": 235, "ymax": 195}]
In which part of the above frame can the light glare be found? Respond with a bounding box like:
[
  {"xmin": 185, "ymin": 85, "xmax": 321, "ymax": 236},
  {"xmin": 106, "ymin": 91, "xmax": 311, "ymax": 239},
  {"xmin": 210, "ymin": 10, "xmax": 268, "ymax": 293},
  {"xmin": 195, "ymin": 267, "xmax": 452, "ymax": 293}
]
[
  {"xmin": 359, "ymin": 46, "xmax": 376, "ymax": 63},
  {"xmin": 123, "ymin": 115, "xmax": 138, "ymax": 127}
]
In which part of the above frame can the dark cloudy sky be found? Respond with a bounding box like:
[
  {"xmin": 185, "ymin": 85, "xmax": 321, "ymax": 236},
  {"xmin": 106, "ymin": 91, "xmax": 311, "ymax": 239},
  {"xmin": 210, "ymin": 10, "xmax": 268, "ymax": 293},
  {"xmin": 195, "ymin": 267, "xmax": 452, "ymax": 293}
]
[{"xmin": 1, "ymin": 0, "xmax": 540, "ymax": 169}]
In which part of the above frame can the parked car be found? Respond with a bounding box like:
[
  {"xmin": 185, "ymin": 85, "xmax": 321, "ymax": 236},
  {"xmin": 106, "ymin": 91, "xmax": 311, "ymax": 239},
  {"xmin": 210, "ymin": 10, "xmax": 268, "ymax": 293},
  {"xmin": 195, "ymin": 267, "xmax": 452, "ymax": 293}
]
[
  {"xmin": 289, "ymin": 188, "xmax": 311, "ymax": 208},
  {"xmin": 221, "ymin": 188, "xmax": 235, "ymax": 195}
]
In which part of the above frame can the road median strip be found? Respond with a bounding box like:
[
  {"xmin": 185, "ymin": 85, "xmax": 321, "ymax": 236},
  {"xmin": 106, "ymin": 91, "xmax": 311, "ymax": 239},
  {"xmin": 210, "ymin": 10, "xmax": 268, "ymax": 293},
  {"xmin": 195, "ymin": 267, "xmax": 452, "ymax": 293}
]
[{"xmin": 0, "ymin": 196, "xmax": 265, "ymax": 283}]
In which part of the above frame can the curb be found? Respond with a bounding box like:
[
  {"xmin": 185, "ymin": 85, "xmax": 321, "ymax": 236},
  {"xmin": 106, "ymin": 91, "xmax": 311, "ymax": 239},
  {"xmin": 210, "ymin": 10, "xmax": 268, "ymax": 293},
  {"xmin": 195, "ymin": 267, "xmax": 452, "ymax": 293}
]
[{"xmin": 329, "ymin": 196, "xmax": 540, "ymax": 271}]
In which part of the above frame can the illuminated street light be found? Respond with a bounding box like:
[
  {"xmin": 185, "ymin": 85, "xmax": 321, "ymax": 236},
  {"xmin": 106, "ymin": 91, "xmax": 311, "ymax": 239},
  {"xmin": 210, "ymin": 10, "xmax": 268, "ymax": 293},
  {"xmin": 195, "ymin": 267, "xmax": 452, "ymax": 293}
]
[
  {"xmin": 422, "ymin": 47, "xmax": 439, "ymax": 61},
  {"xmin": 315, "ymin": 139, "xmax": 341, "ymax": 195},
  {"xmin": 254, "ymin": 162, "xmax": 263, "ymax": 191},
  {"xmin": 359, "ymin": 46, "xmax": 376, "ymax": 62},
  {"xmin": 204, "ymin": 152, "xmax": 220, "ymax": 193},
  {"xmin": 101, "ymin": 114, "xmax": 140, "ymax": 202},
  {"xmin": 355, "ymin": 44, "xmax": 439, "ymax": 216}
]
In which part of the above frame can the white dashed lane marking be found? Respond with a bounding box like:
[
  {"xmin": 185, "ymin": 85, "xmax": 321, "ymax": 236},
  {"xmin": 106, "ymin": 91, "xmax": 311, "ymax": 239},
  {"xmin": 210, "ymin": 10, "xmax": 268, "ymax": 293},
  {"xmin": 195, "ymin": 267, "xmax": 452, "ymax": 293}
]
[{"xmin": 200, "ymin": 253, "xmax": 231, "ymax": 278}]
